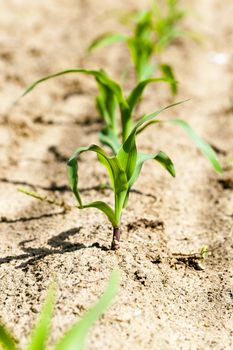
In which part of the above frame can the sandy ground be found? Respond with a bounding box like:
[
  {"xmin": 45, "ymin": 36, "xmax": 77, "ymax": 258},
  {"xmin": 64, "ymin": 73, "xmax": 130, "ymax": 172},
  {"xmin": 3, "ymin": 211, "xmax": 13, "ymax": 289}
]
[{"xmin": 0, "ymin": 0, "xmax": 233, "ymax": 349}]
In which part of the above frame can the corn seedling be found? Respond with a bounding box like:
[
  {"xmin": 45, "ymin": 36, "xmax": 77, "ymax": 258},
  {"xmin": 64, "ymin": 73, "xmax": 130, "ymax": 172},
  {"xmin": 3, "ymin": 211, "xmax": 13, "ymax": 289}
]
[
  {"xmin": 0, "ymin": 271, "xmax": 120, "ymax": 350},
  {"xmin": 22, "ymin": 68, "xmax": 173, "ymax": 153},
  {"xmin": 21, "ymin": 70, "xmax": 221, "ymax": 249},
  {"xmin": 67, "ymin": 102, "xmax": 221, "ymax": 249},
  {"xmin": 152, "ymin": 0, "xmax": 188, "ymax": 52},
  {"xmin": 88, "ymin": 0, "xmax": 192, "ymax": 93}
]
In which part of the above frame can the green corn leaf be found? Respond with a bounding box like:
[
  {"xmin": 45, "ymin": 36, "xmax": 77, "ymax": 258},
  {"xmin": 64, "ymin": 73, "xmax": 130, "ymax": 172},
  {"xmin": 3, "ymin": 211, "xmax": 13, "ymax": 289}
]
[
  {"xmin": 126, "ymin": 10, "xmax": 155, "ymax": 81},
  {"xmin": 153, "ymin": 0, "xmax": 187, "ymax": 53},
  {"xmin": 95, "ymin": 81, "xmax": 118, "ymax": 131},
  {"xmin": 55, "ymin": 270, "xmax": 120, "ymax": 350},
  {"xmin": 154, "ymin": 151, "xmax": 176, "ymax": 177},
  {"xmin": 133, "ymin": 9, "xmax": 151, "ymax": 23},
  {"xmin": 169, "ymin": 119, "xmax": 222, "ymax": 173},
  {"xmin": 138, "ymin": 63, "xmax": 155, "ymax": 82},
  {"xmin": 97, "ymin": 154, "xmax": 128, "ymax": 195},
  {"xmin": 21, "ymin": 69, "xmax": 127, "ymax": 110},
  {"xmin": 20, "ymin": 68, "xmax": 129, "ymax": 152},
  {"xmin": 136, "ymin": 120, "xmax": 160, "ymax": 135},
  {"xmin": 117, "ymin": 128, "xmax": 137, "ymax": 182},
  {"xmin": 127, "ymin": 37, "xmax": 153, "ymax": 82},
  {"xmin": 88, "ymin": 32, "xmax": 127, "ymax": 52},
  {"xmin": 133, "ymin": 112, "xmax": 221, "ymax": 174},
  {"xmin": 81, "ymin": 201, "xmax": 118, "ymax": 228},
  {"xmin": 160, "ymin": 63, "xmax": 178, "ymax": 95},
  {"xmin": 68, "ymin": 145, "xmax": 127, "ymax": 227},
  {"xmin": 128, "ymin": 151, "xmax": 175, "ymax": 188},
  {"xmin": 0, "ymin": 323, "xmax": 18, "ymax": 350},
  {"xmin": 127, "ymin": 77, "xmax": 172, "ymax": 112},
  {"xmin": 134, "ymin": 100, "xmax": 187, "ymax": 134},
  {"xmin": 68, "ymin": 144, "xmax": 127, "ymax": 196},
  {"xmin": 117, "ymin": 101, "xmax": 185, "ymax": 181},
  {"xmin": 96, "ymin": 70, "xmax": 128, "ymax": 109},
  {"xmin": 27, "ymin": 284, "xmax": 56, "ymax": 350},
  {"xmin": 122, "ymin": 77, "xmax": 171, "ymax": 142},
  {"xmin": 156, "ymin": 28, "xmax": 186, "ymax": 52},
  {"xmin": 99, "ymin": 127, "xmax": 121, "ymax": 155}
]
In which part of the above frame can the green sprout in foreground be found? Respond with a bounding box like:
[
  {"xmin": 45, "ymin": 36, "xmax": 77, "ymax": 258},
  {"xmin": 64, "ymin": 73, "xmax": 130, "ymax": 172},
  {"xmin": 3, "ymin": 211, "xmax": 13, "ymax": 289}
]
[
  {"xmin": 0, "ymin": 271, "xmax": 120, "ymax": 350},
  {"xmin": 88, "ymin": 0, "xmax": 192, "ymax": 93}
]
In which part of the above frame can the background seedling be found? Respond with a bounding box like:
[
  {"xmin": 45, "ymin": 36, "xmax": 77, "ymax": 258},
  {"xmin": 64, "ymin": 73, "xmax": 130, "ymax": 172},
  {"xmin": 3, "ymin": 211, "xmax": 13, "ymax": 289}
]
[
  {"xmin": 152, "ymin": 0, "xmax": 188, "ymax": 53},
  {"xmin": 0, "ymin": 271, "xmax": 120, "ymax": 350},
  {"xmin": 22, "ymin": 69, "xmax": 173, "ymax": 153},
  {"xmin": 88, "ymin": 0, "xmax": 195, "ymax": 94}
]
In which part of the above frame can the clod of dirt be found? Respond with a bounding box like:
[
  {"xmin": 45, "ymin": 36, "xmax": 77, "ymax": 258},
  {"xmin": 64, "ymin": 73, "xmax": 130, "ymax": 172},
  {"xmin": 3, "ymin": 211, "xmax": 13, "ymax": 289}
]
[
  {"xmin": 218, "ymin": 178, "xmax": 233, "ymax": 189},
  {"xmin": 134, "ymin": 269, "xmax": 147, "ymax": 286},
  {"xmin": 126, "ymin": 218, "xmax": 164, "ymax": 232},
  {"xmin": 33, "ymin": 115, "xmax": 54, "ymax": 125},
  {"xmin": 150, "ymin": 255, "xmax": 162, "ymax": 265}
]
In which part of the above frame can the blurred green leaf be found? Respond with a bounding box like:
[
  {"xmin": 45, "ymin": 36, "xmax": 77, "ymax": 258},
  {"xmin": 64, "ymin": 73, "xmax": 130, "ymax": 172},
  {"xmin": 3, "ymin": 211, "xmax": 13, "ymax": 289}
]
[
  {"xmin": 22, "ymin": 68, "xmax": 127, "ymax": 109},
  {"xmin": 134, "ymin": 111, "xmax": 221, "ymax": 173},
  {"xmin": 160, "ymin": 64, "xmax": 178, "ymax": 95},
  {"xmin": 170, "ymin": 119, "xmax": 222, "ymax": 173},
  {"xmin": 127, "ymin": 77, "xmax": 171, "ymax": 112},
  {"xmin": 27, "ymin": 284, "xmax": 56, "ymax": 350},
  {"xmin": 55, "ymin": 270, "xmax": 120, "ymax": 350},
  {"xmin": 135, "ymin": 100, "xmax": 187, "ymax": 132},
  {"xmin": 95, "ymin": 81, "xmax": 118, "ymax": 133},
  {"xmin": 0, "ymin": 323, "xmax": 18, "ymax": 350},
  {"xmin": 88, "ymin": 32, "xmax": 127, "ymax": 52}
]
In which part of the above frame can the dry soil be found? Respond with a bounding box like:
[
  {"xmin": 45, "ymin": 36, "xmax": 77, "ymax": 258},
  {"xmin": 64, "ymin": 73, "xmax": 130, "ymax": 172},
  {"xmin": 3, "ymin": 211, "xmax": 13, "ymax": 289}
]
[{"xmin": 0, "ymin": 0, "xmax": 233, "ymax": 349}]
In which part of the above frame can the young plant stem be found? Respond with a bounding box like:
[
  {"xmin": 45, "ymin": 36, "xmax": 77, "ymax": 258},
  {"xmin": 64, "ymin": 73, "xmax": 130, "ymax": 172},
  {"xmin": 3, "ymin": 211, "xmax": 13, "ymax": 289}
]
[{"xmin": 111, "ymin": 227, "xmax": 121, "ymax": 250}]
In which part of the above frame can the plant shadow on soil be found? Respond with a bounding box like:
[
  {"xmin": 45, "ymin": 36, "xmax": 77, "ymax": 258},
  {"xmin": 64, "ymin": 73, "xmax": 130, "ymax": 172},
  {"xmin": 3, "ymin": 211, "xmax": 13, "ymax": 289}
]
[{"xmin": 0, "ymin": 227, "xmax": 109, "ymax": 270}]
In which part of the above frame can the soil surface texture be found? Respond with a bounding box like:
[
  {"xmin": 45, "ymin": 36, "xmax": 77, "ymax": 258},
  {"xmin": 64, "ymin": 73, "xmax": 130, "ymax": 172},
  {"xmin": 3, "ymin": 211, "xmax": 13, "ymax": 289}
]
[{"xmin": 0, "ymin": 0, "xmax": 233, "ymax": 349}]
